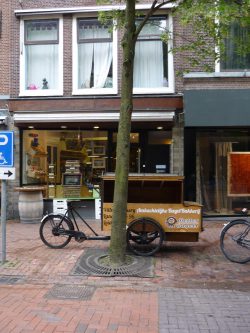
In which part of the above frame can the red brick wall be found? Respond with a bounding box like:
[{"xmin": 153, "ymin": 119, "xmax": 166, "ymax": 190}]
[
  {"xmin": 2, "ymin": 1, "xmax": 186, "ymax": 98},
  {"xmin": 1, "ymin": 0, "xmax": 248, "ymax": 99},
  {"xmin": 0, "ymin": 0, "xmax": 11, "ymax": 96}
]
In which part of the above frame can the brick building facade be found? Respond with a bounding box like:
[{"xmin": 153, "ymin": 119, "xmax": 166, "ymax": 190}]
[{"xmin": 0, "ymin": 1, "xmax": 249, "ymax": 219}]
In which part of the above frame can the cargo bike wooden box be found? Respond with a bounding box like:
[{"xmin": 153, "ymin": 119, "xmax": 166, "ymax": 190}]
[{"xmin": 102, "ymin": 173, "xmax": 203, "ymax": 256}]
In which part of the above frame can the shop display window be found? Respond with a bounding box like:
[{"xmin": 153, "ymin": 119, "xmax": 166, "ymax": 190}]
[
  {"xmin": 196, "ymin": 130, "xmax": 250, "ymax": 216},
  {"xmin": 22, "ymin": 129, "xmax": 172, "ymax": 200},
  {"xmin": 22, "ymin": 129, "xmax": 108, "ymax": 199}
]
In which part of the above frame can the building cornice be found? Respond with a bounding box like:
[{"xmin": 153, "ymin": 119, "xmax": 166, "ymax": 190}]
[{"xmin": 15, "ymin": 4, "xmax": 174, "ymax": 17}]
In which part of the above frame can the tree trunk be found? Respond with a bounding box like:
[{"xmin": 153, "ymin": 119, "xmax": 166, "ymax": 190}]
[{"xmin": 109, "ymin": 0, "xmax": 136, "ymax": 266}]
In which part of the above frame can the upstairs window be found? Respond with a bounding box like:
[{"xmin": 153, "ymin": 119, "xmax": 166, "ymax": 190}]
[
  {"xmin": 133, "ymin": 16, "xmax": 174, "ymax": 94},
  {"xmin": 73, "ymin": 18, "xmax": 117, "ymax": 95},
  {"xmin": 221, "ymin": 22, "xmax": 250, "ymax": 70},
  {"xmin": 20, "ymin": 18, "xmax": 63, "ymax": 96}
]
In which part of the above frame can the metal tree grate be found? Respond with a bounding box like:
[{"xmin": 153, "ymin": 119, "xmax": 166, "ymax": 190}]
[
  {"xmin": 45, "ymin": 284, "xmax": 96, "ymax": 300},
  {"xmin": 71, "ymin": 249, "xmax": 154, "ymax": 277}
]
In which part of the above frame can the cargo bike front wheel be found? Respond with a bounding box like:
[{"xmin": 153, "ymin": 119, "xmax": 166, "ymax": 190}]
[{"xmin": 126, "ymin": 218, "xmax": 164, "ymax": 256}]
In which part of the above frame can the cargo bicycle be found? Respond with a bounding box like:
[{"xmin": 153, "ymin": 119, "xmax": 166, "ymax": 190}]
[
  {"xmin": 40, "ymin": 174, "xmax": 203, "ymax": 256},
  {"xmin": 39, "ymin": 200, "xmax": 165, "ymax": 256}
]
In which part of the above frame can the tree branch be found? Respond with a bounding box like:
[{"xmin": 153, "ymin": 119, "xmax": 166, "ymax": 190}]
[{"xmin": 134, "ymin": 0, "xmax": 184, "ymax": 39}]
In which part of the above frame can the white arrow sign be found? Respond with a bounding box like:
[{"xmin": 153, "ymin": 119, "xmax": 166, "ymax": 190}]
[{"xmin": 0, "ymin": 167, "xmax": 15, "ymax": 180}]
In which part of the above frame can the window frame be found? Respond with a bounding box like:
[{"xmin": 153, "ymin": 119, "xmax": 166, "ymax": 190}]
[
  {"xmin": 19, "ymin": 15, "xmax": 63, "ymax": 97},
  {"xmin": 215, "ymin": 21, "xmax": 250, "ymax": 72},
  {"xmin": 133, "ymin": 14, "xmax": 174, "ymax": 94},
  {"xmin": 72, "ymin": 15, "xmax": 118, "ymax": 95}
]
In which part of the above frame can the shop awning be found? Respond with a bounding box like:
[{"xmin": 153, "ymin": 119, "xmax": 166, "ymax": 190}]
[
  {"xmin": 184, "ymin": 89, "xmax": 250, "ymax": 127},
  {"xmin": 13, "ymin": 111, "xmax": 175, "ymax": 124}
]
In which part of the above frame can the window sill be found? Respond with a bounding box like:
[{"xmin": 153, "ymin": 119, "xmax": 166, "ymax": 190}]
[
  {"xmin": 184, "ymin": 71, "xmax": 250, "ymax": 78},
  {"xmin": 72, "ymin": 88, "xmax": 118, "ymax": 95},
  {"xmin": 19, "ymin": 89, "xmax": 63, "ymax": 97},
  {"xmin": 133, "ymin": 87, "xmax": 175, "ymax": 94}
]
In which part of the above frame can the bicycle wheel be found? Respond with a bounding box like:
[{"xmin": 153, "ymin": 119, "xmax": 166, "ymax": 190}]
[
  {"xmin": 220, "ymin": 219, "xmax": 250, "ymax": 264},
  {"xmin": 39, "ymin": 214, "xmax": 74, "ymax": 249},
  {"xmin": 126, "ymin": 218, "xmax": 164, "ymax": 256}
]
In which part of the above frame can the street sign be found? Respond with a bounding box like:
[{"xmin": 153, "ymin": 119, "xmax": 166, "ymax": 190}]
[
  {"xmin": 0, "ymin": 131, "xmax": 14, "ymax": 167},
  {"xmin": 0, "ymin": 130, "xmax": 14, "ymax": 264},
  {"xmin": 0, "ymin": 167, "xmax": 15, "ymax": 180}
]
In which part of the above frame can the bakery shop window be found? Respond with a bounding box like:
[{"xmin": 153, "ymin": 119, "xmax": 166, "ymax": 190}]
[{"xmin": 22, "ymin": 129, "xmax": 108, "ymax": 199}]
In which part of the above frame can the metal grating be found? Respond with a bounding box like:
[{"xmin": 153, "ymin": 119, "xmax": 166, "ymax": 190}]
[
  {"xmin": 45, "ymin": 284, "xmax": 96, "ymax": 300},
  {"xmin": 0, "ymin": 275, "xmax": 24, "ymax": 285},
  {"xmin": 71, "ymin": 249, "xmax": 154, "ymax": 277}
]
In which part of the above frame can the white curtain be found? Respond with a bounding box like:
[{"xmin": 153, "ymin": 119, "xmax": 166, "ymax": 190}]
[
  {"xmin": 93, "ymin": 42, "xmax": 112, "ymax": 88},
  {"xmin": 26, "ymin": 45, "xmax": 58, "ymax": 89},
  {"xmin": 78, "ymin": 43, "xmax": 93, "ymax": 88},
  {"xmin": 93, "ymin": 27, "xmax": 112, "ymax": 88},
  {"xmin": 26, "ymin": 28, "xmax": 58, "ymax": 90},
  {"xmin": 78, "ymin": 26, "xmax": 112, "ymax": 89},
  {"xmin": 134, "ymin": 40, "xmax": 164, "ymax": 88}
]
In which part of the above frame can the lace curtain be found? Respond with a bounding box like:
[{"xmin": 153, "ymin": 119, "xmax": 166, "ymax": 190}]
[
  {"xmin": 134, "ymin": 40, "xmax": 164, "ymax": 88},
  {"xmin": 26, "ymin": 27, "xmax": 58, "ymax": 90},
  {"xmin": 78, "ymin": 26, "xmax": 112, "ymax": 89}
]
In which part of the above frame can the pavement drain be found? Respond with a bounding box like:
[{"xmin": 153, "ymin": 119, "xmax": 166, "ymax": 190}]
[
  {"xmin": 44, "ymin": 284, "xmax": 96, "ymax": 300},
  {"xmin": 71, "ymin": 248, "xmax": 154, "ymax": 277},
  {"xmin": 0, "ymin": 275, "xmax": 24, "ymax": 285}
]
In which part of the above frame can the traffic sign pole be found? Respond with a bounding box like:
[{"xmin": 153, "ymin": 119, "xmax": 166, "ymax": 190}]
[
  {"xmin": 1, "ymin": 180, "xmax": 7, "ymax": 263},
  {"xmin": 0, "ymin": 130, "xmax": 14, "ymax": 264}
]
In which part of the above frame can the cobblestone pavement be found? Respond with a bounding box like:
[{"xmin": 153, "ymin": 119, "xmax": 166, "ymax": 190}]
[
  {"xmin": 0, "ymin": 219, "xmax": 249, "ymax": 332},
  {"xmin": 159, "ymin": 288, "xmax": 250, "ymax": 333}
]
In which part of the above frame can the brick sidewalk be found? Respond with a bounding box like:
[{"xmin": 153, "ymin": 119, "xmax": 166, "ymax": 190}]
[
  {"xmin": 159, "ymin": 288, "xmax": 250, "ymax": 333},
  {"xmin": 0, "ymin": 220, "xmax": 249, "ymax": 332}
]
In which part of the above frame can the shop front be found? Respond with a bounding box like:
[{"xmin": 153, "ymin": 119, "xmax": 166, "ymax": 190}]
[
  {"xmin": 19, "ymin": 128, "xmax": 174, "ymax": 218},
  {"xmin": 184, "ymin": 87, "xmax": 250, "ymax": 216},
  {"xmin": 10, "ymin": 96, "xmax": 182, "ymax": 220}
]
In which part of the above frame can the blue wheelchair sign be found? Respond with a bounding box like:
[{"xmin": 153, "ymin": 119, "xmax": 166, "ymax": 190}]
[{"xmin": 0, "ymin": 131, "xmax": 14, "ymax": 167}]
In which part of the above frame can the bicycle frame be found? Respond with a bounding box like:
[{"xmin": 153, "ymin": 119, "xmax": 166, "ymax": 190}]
[
  {"xmin": 52, "ymin": 203, "xmax": 110, "ymax": 241},
  {"xmin": 234, "ymin": 224, "xmax": 250, "ymax": 249},
  {"xmin": 66, "ymin": 204, "xmax": 99, "ymax": 236}
]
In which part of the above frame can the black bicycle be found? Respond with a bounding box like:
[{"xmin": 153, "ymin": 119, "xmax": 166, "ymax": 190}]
[
  {"xmin": 39, "ymin": 201, "xmax": 110, "ymax": 249},
  {"xmin": 220, "ymin": 211, "xmax": 250, "ymax": 264},
  {"xmin": 39, "ymin": 201, "xmax": 163, "ymax": 256}
]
